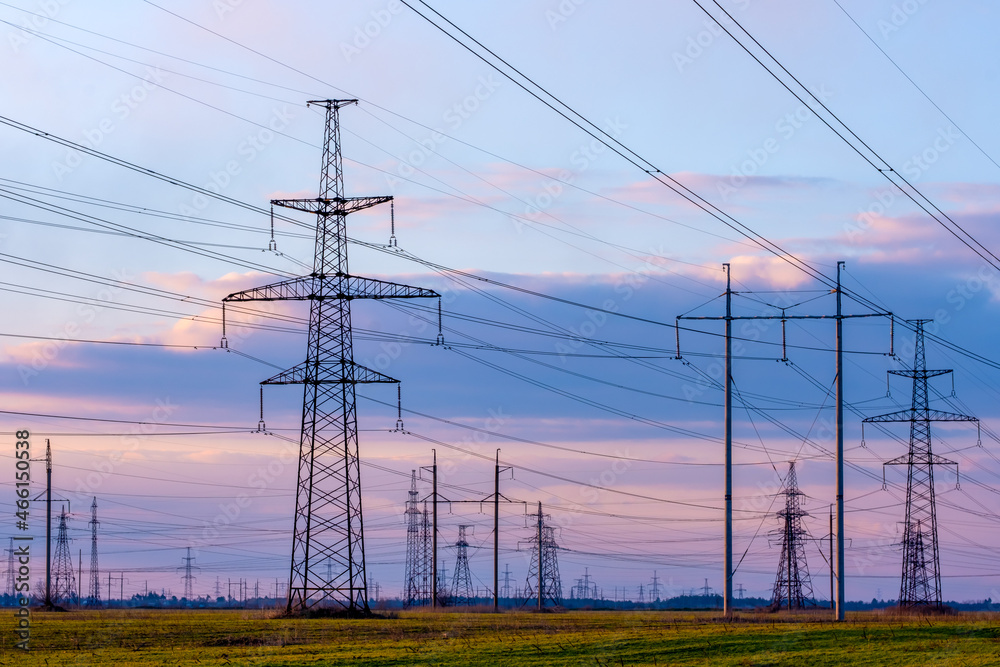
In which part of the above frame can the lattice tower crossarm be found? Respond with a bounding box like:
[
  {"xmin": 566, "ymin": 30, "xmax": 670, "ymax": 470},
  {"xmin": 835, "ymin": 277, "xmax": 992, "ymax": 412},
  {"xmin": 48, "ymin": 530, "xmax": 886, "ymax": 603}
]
[
  {"xmin": 863, "ymin": 320, "xmax": 975, "ymax": 608},
  {"xmin": 222, "ymin": 100, "xmax": 439, "ymax": 613},
  {"xmin": 770, "ymin": 461, "xmax": 814, "ymax": 610}
]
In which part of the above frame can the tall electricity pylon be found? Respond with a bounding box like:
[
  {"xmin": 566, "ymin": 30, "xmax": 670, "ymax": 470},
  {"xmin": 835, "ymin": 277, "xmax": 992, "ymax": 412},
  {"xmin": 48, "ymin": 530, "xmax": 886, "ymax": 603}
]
[
  {"xmin": 51, "ymin": 508, "xmax": 75, "ymax": 604},
  {"xmin": 864, "ymin": 320, "xmax": 975, "ymax": 608},
  {"xmin": 403, "ymin": 471, "xmax": 423, "ymax": 607},
  {"xmin": 223, "ymin": 100, "xmax": 439, "ymax": 613},
  {"xmin": 88, "ymin": 498, "xmax": 101, "ymax": 607},
  {"xmin": 4, "ymin": 537, "xmax": 14, "ymax": 598},
  {"xmin": 770, "ymin": 461, "xmax": 814, "ymax": 610},
  {"xmin": 419, "ymin": 502, "xmax": 432, "ymax": 605},
  {"xmin": 524, "ymin": 503, "xmax": 562, "ymax": 608},
  {"xmin": 451, "ymin": 525, "xmax": 474, "ymax": 605},
  {"xmin": 179, "ymin": 547, "xmax": 198, "ymax": 599},
  {"xmin": 501, "ymin": 564, "xmax": 512, "ymax": 598}
]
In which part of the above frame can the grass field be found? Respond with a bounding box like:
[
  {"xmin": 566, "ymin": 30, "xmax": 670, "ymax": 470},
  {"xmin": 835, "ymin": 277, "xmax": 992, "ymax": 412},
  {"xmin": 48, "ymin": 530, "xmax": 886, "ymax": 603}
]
[{"xmin": 0, "ymin": 608, "xmax": 997, "ymax": 666}]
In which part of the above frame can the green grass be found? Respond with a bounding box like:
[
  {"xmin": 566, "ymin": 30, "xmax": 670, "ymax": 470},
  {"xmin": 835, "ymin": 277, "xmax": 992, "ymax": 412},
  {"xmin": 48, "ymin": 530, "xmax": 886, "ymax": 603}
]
[{"xmin": 0, "ymin": 608, "xmax": 998, "ymax": 665}]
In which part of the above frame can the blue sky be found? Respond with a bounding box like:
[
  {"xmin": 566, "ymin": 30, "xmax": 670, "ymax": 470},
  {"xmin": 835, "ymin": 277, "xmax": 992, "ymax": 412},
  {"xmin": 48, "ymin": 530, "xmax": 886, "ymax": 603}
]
[{"xmin": 1, "ymin": 0, "xmax": 999, "ymax": 604}]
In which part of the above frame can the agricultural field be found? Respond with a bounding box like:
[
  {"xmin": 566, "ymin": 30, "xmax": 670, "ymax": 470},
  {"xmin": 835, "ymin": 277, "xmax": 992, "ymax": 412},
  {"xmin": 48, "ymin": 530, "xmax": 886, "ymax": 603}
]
[{"xmin": 0, "ymin": 608, "xmax": 998, "ymax": 666}]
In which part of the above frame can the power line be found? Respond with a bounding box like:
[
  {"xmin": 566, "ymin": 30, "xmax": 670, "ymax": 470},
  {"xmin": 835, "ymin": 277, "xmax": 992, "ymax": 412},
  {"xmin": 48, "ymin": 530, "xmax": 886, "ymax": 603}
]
[{"xmin": 395, "ymin": 1, "xmax": 1000, "ymax": 375}]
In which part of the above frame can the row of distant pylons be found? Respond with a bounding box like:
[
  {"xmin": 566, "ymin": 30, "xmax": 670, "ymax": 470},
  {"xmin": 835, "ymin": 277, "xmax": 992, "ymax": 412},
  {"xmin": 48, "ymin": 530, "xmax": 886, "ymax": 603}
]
[
  {"xmin": 3, "ymin": 440, "xmax": 102, "ymax": 608},
  {"xmin": 402, "ymin": 470, "xmax": 562, "ymax": 608}
]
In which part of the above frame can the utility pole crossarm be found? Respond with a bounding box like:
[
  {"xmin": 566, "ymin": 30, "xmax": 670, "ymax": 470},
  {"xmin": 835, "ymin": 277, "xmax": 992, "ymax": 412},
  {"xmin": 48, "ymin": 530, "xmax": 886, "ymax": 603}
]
[
  {"xmin": 261, "ymin": 360, "xmax": 399, "ymax": 386},
  {"xmin": 678, "ymin": 313, "xmax": 884, "ymax": 321},
  {"xmin": 272, "ymin": 196, "xmax": 392, "ymax": 216}
]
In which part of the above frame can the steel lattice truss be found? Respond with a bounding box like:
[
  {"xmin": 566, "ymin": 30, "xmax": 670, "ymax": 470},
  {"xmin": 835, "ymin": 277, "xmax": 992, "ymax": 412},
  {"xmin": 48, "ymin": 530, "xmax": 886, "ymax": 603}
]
[
  {"xmin": 403, "ymin": 472, "xmax": 424, "ymax": 607},
  {"xmin": 524, "ymin": 508, "xmax": 562, "ymax": 607},
  {"xmin": 450, "ymin": 525, "xmax": 474, "ymax": 605},
  {"xmin": 52, "ymin": 509, "xmax": 75, "ymax": 604},
  {"xmin": 224, "ymin": 100, "xmax": 438, "ymax": 612},
  {"xmin": 771, "ymin": 462, "xmax": 814, "ymax": 610},
  {"xmin": 89, "ymin": 498, "xmax": 101, "ymax": 607},
  {"xmin": 864, "ymin": 320, "xmax": 976, "ymax": 608},
  {"xmin": 419, "ymin": 503, "xmax": 433, "ymax": 605},
  {"xmin": 4, "ymin": 538, "xmax": 14, "ymax": 598}
]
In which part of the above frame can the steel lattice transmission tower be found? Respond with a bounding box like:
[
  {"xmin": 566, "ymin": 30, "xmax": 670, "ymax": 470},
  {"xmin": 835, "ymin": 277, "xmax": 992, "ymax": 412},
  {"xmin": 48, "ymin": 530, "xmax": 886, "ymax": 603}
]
[
  {"xmin": 419, "ymin": 502, "xmax": 432, "ymax": 604},
  {"xmin": 223, "ymin": 100, "xmax": 439, "ymax": 613},
  {"xmin": 88, "ymin": 497, "xmax": 101, "ymax": 607},
  {"xmin": 51, "ymin": 508, "xmax": 75, "ymax": 604},
  {"xmin": 501, "ymin": 564, "xmax": 512, "ymax": 598},
  {"xmin": 770, "ymin": 461, "xmax": 814, "ymax": 610},
  {"xmin": 4, "ymin": 537, "xmax": 14, "ymax": 598},
  {"xmin": 864, "ymin": 320, "xmax": 975, "ymax": 608},
  {"xmin": 451, "ymin": 525, "xmax": 474, "ymax": 605},
  {"xmin": 524, "ymin": 503, "xmax": 562, "ymax": 607},
  {"xmin": 403, "ymin": 471, "xmax": 424, "ymax": 607},
  {"xmin": 179, "ymin": 547, "xmax": 198, "ymax": 599}
]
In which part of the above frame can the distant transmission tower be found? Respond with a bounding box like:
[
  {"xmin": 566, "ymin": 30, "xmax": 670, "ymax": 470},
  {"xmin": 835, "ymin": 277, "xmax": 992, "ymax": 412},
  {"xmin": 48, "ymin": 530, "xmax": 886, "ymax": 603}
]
[
  {"xmin": 419, "ymin": 502, "xmax": 432, "ymax": 605},
  {"xmin": 4, "ymin": 537, "xmax": 14, "ymax": 598},
  {"xmin": 650, "ymin": 570, "xmax": 661, "ymax": 601},
  {"xmin": 51, "ymin": 508, "xmax": 75, "ymax": 604},
  {"xmin": 770, "ymin": 461, "xmax": 814, "ymax": 610},
  {"xmin": 451, "ymin": 525, "xmax": 474, "ymax": 605},
  {"xmin": 403, "ymin": 471, "xmax": 423, "ymax": 607},
  {"xmin": 223, "ymin": 99, "xmax": 439, "ymax": 613},
  {"xmin": 438, "ymin": 563, "xmax": 449, "ymax": 600},
  {"xmin": 88, "ymin": 498, "xmax": 101, "ymax": 607},
  {"xmin": 501, "ymin": 564, "xmax": 512, "ymax": 598},
  {"xmin": 524, "ymin": 503, "xmax": 562, "ymax": 607},
  {"xmin": 864, "ymin": 320, "xmax": 975, "ymax": 608},
  {"xmin": 179, "ymin": 547, "xmax": 198, "ymax": 599},
  {"xmin": 572, "ymin": 567, "xmax": 596, "ymax": 599}
]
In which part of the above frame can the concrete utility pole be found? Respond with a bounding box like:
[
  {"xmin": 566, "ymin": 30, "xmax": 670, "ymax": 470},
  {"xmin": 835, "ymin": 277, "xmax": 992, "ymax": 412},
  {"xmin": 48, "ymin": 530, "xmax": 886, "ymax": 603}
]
[
  {"xmin": 489, "ymin": 450, "xmax": 512, "ymax": 611},
  {"xmin": 835, "ymin": 261, "xmax": 844, "ymax": 621},
  {"xmin": 677, "ymin": 261, "xmax": 888, "ymax": 621},
  {"xmin": 419, "ymin": 451, "xmax": 440, "ymax": 608},
  {"xmin": 45, "ymin": 441, "xmax": 52, "ymax": 608},
  {"xmin": 724, "ymin": 263, "xmax": 733, "ymax": 616},
  {"xmin": 30, "ymin": 440, "xmax": 69, "ymax": 609},
  {"xmin": 537, "ymin": 503, "xmax": 543, "ymax": 611}
]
